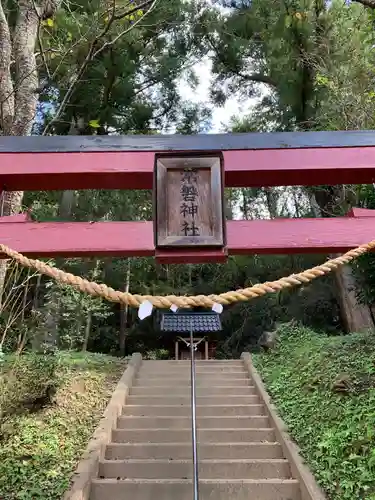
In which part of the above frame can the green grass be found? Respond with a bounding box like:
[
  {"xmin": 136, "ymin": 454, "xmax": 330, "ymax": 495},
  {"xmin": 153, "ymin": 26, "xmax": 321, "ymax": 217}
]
[
  {"xmin": 253, "ymin": 324, "xmax": 375, "ymax": 500},
  {"xmin": 0, "ymin": 351, "xmax": 126, "ymax": 500}
]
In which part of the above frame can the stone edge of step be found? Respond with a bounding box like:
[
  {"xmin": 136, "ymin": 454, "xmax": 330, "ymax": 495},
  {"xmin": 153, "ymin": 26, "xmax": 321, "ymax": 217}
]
[
  {"xmin": 91, "ymin": 478, "xmax": 300, "ymax": 484},
  {"xmin": 105, "ymin": 441, "xmax": 282, "ymax": 447},
  {"xmin": 99, "ymin": 458, "xmax": 290, "ymax": 464},
  {"xmin": 117, "ymin": 415, "xmax": 267, "ymax": 419},
  {"xmin": 122, "ymin": 403, "xmax": 264, "ymax": 408},
  {"xmin": 112, "ymin": 427, "xmax": 276, "ymax": 432}
]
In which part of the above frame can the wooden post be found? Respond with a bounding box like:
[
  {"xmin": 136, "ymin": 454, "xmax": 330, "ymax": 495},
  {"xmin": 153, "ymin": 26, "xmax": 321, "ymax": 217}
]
[
  {"xmin": 205, "ymin": 340, "xmax": 209, "ymax": 360},
  {"xmin": 175, "ymin": 340, "xmax": 179, "ymax": 361}
]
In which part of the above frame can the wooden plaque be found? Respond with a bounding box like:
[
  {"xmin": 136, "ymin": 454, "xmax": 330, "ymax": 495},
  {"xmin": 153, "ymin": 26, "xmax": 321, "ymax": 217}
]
[{"xmin": 154, "ymin": 154, "xmax": 226, "ymax": 248}]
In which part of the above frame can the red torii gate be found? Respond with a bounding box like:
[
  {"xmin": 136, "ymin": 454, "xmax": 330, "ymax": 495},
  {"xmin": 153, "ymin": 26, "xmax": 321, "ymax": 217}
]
[{"xmin": 1, "ymin": 130, "xmax": 375, "ymax": 263}]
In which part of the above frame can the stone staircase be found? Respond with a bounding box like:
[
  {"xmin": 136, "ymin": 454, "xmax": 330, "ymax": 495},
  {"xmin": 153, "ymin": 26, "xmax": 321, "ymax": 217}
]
[{"xmin": 89, "ymin": 359, "xmax": 302, "ymax": 500}]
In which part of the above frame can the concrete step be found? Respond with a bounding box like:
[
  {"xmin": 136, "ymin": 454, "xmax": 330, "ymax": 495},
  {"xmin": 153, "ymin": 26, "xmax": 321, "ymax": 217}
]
[
  {"xmin": 141, "ymin": 361, "xmax": 243, "ymax": 365},
  {"xmin": 140, "ymin": 368, "xmax": 247, "ymax": 375},
  {"xmin": 141, "ymin": 359, "xmax": 244, "ymax": 369},
  {"xmin": 99, "ymin": 458, "xmax": 291, "ymax": 479},
  {"xmin": 134, "ymin": 377, "xmax": 252, "ymax": 386},
  {"xmin": 126, "ymin": 395, "xmax": 260, "ymax": 405},
  {"xmin": 122, "ymin": 404, "xmax": 266, "ymax": 417},
  {"xmin": 130, "ymin": 386, "xmax": 257, "ymax": 396},
  {"xmin": 195, "ymin": 362, "xmax": 244, "ymax": 365},
  {"xmin": 140, "ymin": 361, "xmax": 244, "ymax": 368},
  {"xmin": 105, "ymin": 442, "xmax": 284, "ymax": 460},
  {"xmin": 90, "ymin": 478, "xmax": 301, "ymax": 500},
  {"xmin": 112, "ymin": 428, "xmax": 276, "ymax": 443},
  {"xmin": 117, "ymin": 416, "xmax": 270, "ymax": 429},
  {"xmin": 138, "ymin": 373, "xmax": 248, "ymax": 378}
]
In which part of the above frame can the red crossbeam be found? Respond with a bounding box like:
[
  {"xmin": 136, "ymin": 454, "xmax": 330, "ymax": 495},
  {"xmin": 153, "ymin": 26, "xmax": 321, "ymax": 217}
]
[
  {"xmin": 1, "ymin": 147, "xmax": 375, "ymax": 190},
  {"xmin": 0, "ymin": 211, "xmax": 375, "ymax": 259}
]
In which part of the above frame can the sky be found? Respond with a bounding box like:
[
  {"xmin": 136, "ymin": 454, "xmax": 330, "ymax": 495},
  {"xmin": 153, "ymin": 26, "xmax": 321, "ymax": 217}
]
[
  {"xmin": 176, "ymin": 0, "xmax": 265, "ymax": 133},
  {"xmin": 178, "ymin": 57, "xmax": 252, "ymax": 133}
]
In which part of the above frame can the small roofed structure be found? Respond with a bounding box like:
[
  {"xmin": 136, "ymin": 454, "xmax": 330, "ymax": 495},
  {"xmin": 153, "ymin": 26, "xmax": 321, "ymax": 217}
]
[{"xmin": 159, "ymin": 311, "xmax": 221, "ymax": 360}]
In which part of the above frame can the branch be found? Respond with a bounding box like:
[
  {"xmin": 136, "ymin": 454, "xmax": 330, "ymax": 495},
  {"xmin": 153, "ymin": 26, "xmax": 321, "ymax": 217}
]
[
  {"xmin": 133, "ymin": 78, "xmax": 159, "ymax": 97},
  {"xmin": 240, "ymin": 72, "xmax": 276, "ymax": 87},
  {"xmin": 34, "ymin": 0, "xmax": 51, "ymax": 79},
  {"xmin": 113, "ymin": 0, "xmax": 155, "ymax": 22},
  {"xmin": 40, "ymin": 0, "xmax": 62, "ymax": 19},
  {"xmin": 205, "ymin": 32, "xmax": 276, "ymax": 90},
  {"xmin": 0, "ymin": 0, "xmax": 14, "ymax": 134},
  {"xmin": 51, "ymin": 19, "xmax": 102, "ymax": 80},
  {"xmin": 42, "ymin": 39, "xmax": 96, "ymax": 135},
  {"xmin": 42, "ymin": 0, "xmax": 158, "ymax": 135},
  {"xmin": 93, "ymin": 0, "xmax": 158, "ymax": 58},
  {"xmin": 353, "ymin": 0, "xmax": 375, "ymax": 7}
]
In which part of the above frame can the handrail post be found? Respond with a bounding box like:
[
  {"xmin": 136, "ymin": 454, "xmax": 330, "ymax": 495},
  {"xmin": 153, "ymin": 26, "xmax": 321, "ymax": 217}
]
[{"xmin": 190, "ymin": 319, "xmax": 200, "ymax": 500}]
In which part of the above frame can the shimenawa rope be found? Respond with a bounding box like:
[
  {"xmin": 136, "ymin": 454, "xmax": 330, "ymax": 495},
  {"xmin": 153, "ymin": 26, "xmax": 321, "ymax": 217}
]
[{"xmin": 1, "ymin": 241, "xmax": 374, "ymax": 309}]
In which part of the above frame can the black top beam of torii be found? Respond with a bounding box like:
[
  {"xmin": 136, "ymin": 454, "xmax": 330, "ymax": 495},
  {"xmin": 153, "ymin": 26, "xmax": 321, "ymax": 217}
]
[{"xmin": 1, "ymin": 129, "xmax": 375, "ymax": 152}]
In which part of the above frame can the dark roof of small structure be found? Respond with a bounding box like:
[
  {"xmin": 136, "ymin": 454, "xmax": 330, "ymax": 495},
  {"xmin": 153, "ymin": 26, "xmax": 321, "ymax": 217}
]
[{"xmin": 160, "ymin": 312, "xmax": 222, "ymax": 334}]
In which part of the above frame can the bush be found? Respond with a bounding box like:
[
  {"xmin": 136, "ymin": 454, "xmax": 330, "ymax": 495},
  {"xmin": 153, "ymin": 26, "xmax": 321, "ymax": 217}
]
[
  {"xmin": 0, "ymin": 353, "xmax": 59, "ymax": 425},
  {"xmin": 253, "ymin": 324, "xmax": 375, "ymax": 500},
  {"xmin": 144, "ymin": 348, "xmax": 170, "ymax": 360},
  {"xmin": 0, "ymin": 351, "xmax": 126, "ymax": 499}
]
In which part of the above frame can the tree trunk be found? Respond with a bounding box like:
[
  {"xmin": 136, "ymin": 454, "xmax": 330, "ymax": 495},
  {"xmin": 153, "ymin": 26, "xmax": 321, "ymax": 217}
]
[
  {"xmin": 333, "ymin": 259, "xmax": 374, "ymax": 332},
  {"xmin": 0, "ymin": 2, "xmax": 14, "ymax": 135},
  {"xmin": 225, "ymin": 190, "xmax": 234, "ymax": 220},
  {"xmin": 49, "ymin": 191, "xmax": 77, "ymax": 345},
  {"xmin": 32, "ymin": 189, "xmax": 76, "ymax": 350},
  {"xmin": 119, "ymin": 259, "xmax": 131, "ymax": 357},
  {"xmin": 309, "ymin": 189, "xmax": 374, "ymax": 332},
  {"xmin": 32, "ymin": 274, "xmax": 42, "ymax": 310},
  {"xmin": 264, "ymin": 187, "xmax": 278, "ymax": 218},
  {"xmin": 75, "ymin": 296, "xmax": 84, "ymax": 349},
  {"xmin": 0, "ymin": 261, "xmax": 7, "ymax": 308},
  {"xmin": 21, "ymin": 274, "xmax": 29, "ymax": 321},
  {"xmin": 0, "ymin": 0, "xmax": 61, "ymax": 306},
  {"xmin": 59, "ymin": 190, "xmax": 76, "ymax": 219},
  {"xmin": 82, "ymin": 310, "xmax": 92, "ymax": 352},
  {"xmin": 38, "ymin": 287, "xmax": 60, "ymax": 351}
]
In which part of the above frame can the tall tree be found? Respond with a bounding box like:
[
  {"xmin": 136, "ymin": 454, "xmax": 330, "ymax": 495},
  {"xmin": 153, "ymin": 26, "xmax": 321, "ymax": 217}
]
[
  {"xmin": 0, "ymin": 1, "xmax": 61, "ymax": 304},
  {"xmin": 0, "ymin": 0, "xmax": 209, "ymax": 345},
  {"xmin": 209, "ymin": 0, "xmax": 375, "ymax": 332}
]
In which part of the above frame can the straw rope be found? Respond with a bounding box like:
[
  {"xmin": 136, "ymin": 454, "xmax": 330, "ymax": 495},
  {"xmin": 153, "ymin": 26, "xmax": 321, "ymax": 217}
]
[{"xmin": 1, "ymin": 241, "xmax": 374, "ymax": 309}]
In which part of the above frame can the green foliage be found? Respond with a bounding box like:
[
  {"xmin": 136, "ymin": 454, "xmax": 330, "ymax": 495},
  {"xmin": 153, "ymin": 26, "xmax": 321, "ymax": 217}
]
[
  {"xmin": 0, "ymin": 352, "xmax": 125, "ymax": 499},
  {"xmin": 210, "ymin": 0, "xmax": 375, "ymax": 130},
  {"xmin": 254, "ymin": 325, "xmax": 375, "ymax": 499},
  {"xmin": 47, "ymin": 282, "xmax": 112, "ymax": 350},
  {"xmin": 36, "ymin": 0, "xmax": 210, "ymax": 135},
  {"xmin": 0, "ymin": 353, "xmax": 59, "ymax": 423},
  {"xmin": 210, "ymin": 0, "xmax": 375, "ymax": 337},
  {"xmin": 144, "ymin": 348, "xmax": 170, "ymax": 360}
]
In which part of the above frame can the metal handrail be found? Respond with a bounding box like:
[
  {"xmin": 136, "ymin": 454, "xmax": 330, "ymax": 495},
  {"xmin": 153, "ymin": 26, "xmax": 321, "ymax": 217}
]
[{"xmin": 189, "ymin": 320, "xmax": 200, "ymax": 500}]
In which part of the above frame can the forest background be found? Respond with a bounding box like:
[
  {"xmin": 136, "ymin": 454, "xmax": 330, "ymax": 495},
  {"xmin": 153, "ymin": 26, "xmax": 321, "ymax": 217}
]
[{"xmin": 1, "ymin": 0, "xmax": 375, "ymax": 360}]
